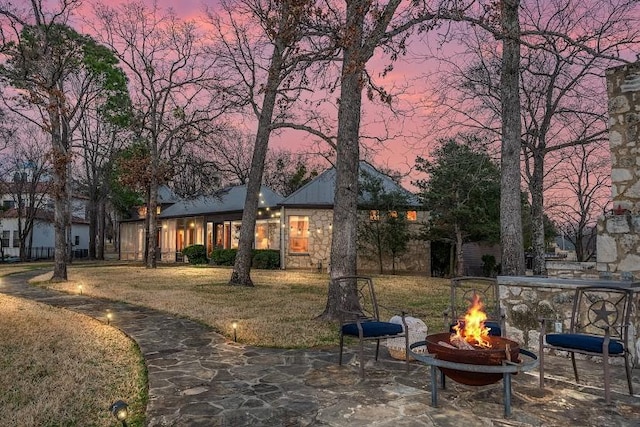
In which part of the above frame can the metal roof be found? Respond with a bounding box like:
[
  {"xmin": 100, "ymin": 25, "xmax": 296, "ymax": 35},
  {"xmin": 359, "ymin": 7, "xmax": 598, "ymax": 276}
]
[
  {"xmin": 280, "ymin": 161, "xmax": 420, "ymax": 207},
  {"xmin": 160, "ymin": 185, "xmax": 283, "ymax": 218}
]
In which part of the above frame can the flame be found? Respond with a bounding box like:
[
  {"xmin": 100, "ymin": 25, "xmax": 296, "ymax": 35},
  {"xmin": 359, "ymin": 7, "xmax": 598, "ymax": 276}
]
[{"xmin": 452, "ymin": 293, "xmax": 491, "ymax": 348}]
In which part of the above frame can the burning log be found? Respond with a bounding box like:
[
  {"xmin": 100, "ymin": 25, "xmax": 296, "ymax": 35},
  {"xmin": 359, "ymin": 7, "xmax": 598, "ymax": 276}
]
[
  {"xmin": 437, "ymin": 340, "xmax": 457, "ymax": 349},
  {"xmin": 450, "ymin": 334, "xmax": 476, "ymax": 350}
]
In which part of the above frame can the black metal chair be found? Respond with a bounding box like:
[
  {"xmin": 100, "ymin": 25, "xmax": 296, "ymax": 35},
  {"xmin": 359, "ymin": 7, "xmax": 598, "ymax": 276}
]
[
  {"xmin": 444, "ymin": 276, "xmax": 505, "ymax": 337},
  {"xmin": 539, "ymin": 285, "xmax": 634, "ymax": 404},
  {"xmin": 335, "ymin": 276, "xmax": 409, "ymax": 378}
]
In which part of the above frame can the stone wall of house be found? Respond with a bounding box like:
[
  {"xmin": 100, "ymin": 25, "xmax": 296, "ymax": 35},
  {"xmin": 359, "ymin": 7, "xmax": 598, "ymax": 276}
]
[
  {"xmin": 283, "ymin": 208, "xmax": 333, "ymax": 270},
  {"xmin": 282, "ymin": 208, "xmax": 430, "ymax": 274},
  {"xmin": 597, "ymin": 62, "xmax": 640, "ymax": 280},
  {"xmin": 497, "ymin": 276, "xmax": 640, "ymax": 365}
]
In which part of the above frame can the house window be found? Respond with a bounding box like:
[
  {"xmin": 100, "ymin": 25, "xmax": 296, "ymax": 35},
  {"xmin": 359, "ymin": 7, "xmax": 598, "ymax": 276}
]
[
  {"xmin": 12, "ymin": 231, "xmax": 19, "ymax": 248},
  {"xmin": 2, "ymin": 200, "xmax": 14, "ymax": 210},
  {"xmin": 74, "ymin": 235, "xmax": 80, "ymax": 246},
  {"xmin": 369, "ymin": 210, "xmax": 379, "ymax": 221},
  {"xmin": 1, "ymin": 231, "xmax": 9, "ymax": 248},
  {"xmin": 388, "ymin": 211, "xmax": 398, "ymax": 218},
  {"xmin": 289, "ymin": 216, "xmax": 309, "ymax": 253},
  {"xmin": 407, "ymin": 211, "xmax": 417, "ymax": 221}
]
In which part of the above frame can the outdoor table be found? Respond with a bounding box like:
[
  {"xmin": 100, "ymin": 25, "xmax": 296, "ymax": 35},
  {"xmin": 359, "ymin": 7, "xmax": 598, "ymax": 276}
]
[{"xmin": 408, "ymin": 341, "xmax": 539, "ymax": 417}]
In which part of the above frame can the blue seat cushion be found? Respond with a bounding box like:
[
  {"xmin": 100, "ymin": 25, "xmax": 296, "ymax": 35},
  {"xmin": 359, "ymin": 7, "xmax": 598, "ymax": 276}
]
[
  {"xmin": 546, "ymin": 333, "xmax": 624, "ymax": 354},
  {"xmin": 342, "ymin": 321, "xmax": 404, "ymax": 338},
  {"xmin": 449, "ymin": 321, "xmax": 502, "ymax": 337}
]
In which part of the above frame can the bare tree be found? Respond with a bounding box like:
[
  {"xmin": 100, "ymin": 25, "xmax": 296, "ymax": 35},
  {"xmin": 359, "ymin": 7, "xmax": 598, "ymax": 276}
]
[
  {"xmin": 76, "ymin": 105, "xmax": 130, "ymax": 259},
  {"xmin": 316, "ymin": 0, "xmax": 437, "ymax": 319},
  {"xmin": 427, "ymin": 0, "xmax": 639, "ymax": 275},
  {"xmin": 208, "ymin": 0, "xmax": 329, "ymax": 286},
  {"xmin": 93, "ymin": 1, "xmax": 227, "ymax": 268},
  {"xmin": 550, "ymin": 143, "xmax": 610, "ymax": 262}
]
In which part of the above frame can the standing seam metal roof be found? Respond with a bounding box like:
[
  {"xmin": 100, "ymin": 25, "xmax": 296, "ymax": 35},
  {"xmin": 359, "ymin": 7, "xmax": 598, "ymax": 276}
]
[
  {"xmin": 280, "ymin": 161, "xmax": 419, "ymax": 207},
  {"xmin": 159, "ymin": 185, "xmax": 283, "ymax": 218}
]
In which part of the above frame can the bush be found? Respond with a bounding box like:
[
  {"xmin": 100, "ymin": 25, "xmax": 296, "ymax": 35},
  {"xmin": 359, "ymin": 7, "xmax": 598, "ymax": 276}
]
[
  {"xmin": 182, "ymin": 245, "xmax": 208, "ymax": 265},
  {"xmin": 481, "ymin": 254, "xmax": 499, "ymax": 277},
  {"xmin": 210, "ymin": 248, "xmax": 237, "ymax": 266},
  {"xmin": 252, "ymin": 250, "xmax": 280, "ymax": 269},
  {"xmin": 209, "ymin": 248, "xmax": 280, "ymax": 269}
]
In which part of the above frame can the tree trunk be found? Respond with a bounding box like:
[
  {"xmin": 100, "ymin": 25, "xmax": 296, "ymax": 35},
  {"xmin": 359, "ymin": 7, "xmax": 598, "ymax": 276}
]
[
  {"xmin": 146, "ymin": 176, "xmax": 159, "ymax": 268},
  {"xmin": 88, "ymin": 189, "xmax": 97, "ymax": 260},
  {"xmin": 377, "ymin": 223, "xmax": 383, "ymax": 274},
  {"xmin": 455, "ymin": 223, "xmax": 464, "ymax": 277},
  {"xmin": 228, "ymin": 4, "xmax": 288, "ymax": 287},
  {"xmin": 499, "ymin": 0, "xmax": 525, "ymax": 276},
  {"xmin": 530, "ymin": 148, "xmax": 546, "ymax": 275},
  {"xmin": 50, "ymin": 93, "xmax": 68, "ymax": 281},
  {"xmin": 97, "ymin": 197, "xmax": 106, "ymax": 260},
  {"xmin": 319, "ymin": 0, "xmax": 367, "ymax": 321}
]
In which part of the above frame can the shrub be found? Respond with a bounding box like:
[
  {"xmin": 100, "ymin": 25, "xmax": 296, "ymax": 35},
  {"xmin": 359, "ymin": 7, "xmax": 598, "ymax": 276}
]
[
  {"xmin": 210, "ymin": 249, "xmax": 237, "ymax": 266},
  {"xmin": 182, "ymin": 245, "xmax": 208, "ymax": 265},
  {"xmin": 481, "ymin": 254, "xmax": 498, "ymax": 277},
  {"xmin": 252, "ymin": 250, "xmax": 280, "ymax": 269}
]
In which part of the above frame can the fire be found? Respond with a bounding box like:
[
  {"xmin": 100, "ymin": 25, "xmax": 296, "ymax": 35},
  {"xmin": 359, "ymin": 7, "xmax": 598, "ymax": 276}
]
[{"xmin": 452, "ymin": 293, "xmax": 491, "ymax": 348}]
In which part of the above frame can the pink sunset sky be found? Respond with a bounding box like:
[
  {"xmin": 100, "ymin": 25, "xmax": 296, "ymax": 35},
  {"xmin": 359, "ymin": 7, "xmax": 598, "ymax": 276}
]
[
  {"xmin": 72, "ymin": 0, "xmax": 640, "ymax": 208},
  {"xmin": 76, "ymin": 0, "xmax": 449, "ymax": 185}
]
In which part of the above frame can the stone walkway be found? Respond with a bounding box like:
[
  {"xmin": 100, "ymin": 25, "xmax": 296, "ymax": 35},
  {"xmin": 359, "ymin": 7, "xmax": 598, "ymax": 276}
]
[{"xmin": 2, "ymin": 271, "xmax": 640, "ymax": 426}]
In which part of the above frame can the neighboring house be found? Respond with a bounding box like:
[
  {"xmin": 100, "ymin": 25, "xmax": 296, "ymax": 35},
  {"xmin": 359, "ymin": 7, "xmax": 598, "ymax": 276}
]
[
  {"xmin": 118, "ymin": 162, "xmax": 431, "ymax": 274},
  {"xmin": 0, "ymin": 208, "xmax": 90, "ymax": 259},
  {"xmin": 0, "ymin": 179, "xmax": 90, "ymax": 260}
]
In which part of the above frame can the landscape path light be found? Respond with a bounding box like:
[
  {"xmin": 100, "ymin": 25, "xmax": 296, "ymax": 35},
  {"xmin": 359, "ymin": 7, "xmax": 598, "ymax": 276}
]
[
  {"xmin": 232, "ymin": 321, "xmax": 238, "ymax": 342},
  {"xmin": 109, "ymin": 400, "xmax": 129, "ymax": 426},
  {"xmin": 106, "ymin": 310, "xmax": 113, "ymax": 325}
]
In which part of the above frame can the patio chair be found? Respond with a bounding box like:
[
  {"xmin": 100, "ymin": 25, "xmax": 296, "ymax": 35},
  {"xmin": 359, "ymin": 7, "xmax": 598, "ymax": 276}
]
[
  {"xmin": 444, "ymin": 276, "xmax": 505, "ymax": 336},
  {"xmin": 335, "ymin": 276, "xmax": 409, "ymax": 378},
  {"xmin": 539, "ymin": 285, "xmax": 634, "ymax": 404}
]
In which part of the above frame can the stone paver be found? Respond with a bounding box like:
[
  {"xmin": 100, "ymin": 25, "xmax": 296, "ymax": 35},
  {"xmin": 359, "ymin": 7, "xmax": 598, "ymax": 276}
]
[{"xmin": 2, "ymin": 271, "xmax": 640, "ymax": 426}]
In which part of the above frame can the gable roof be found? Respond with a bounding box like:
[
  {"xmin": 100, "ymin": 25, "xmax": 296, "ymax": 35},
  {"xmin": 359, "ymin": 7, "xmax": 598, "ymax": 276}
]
[
  {"xmin": 280, "ymin": 161, "xmax": 419, "ymax": 207},
  {"xmin": 159, "ymin": 185, "xmax": 283, "ymax": 218}
]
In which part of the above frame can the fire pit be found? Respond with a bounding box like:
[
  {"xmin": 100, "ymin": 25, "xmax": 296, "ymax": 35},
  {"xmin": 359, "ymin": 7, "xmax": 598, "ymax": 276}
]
[
  {"xmin": 425, "ymin": 332, "xmax": 521, "ymax": 386},
  {"xmin": 408, "ymin": 293, "xmax": 538, "ymax": 417}
]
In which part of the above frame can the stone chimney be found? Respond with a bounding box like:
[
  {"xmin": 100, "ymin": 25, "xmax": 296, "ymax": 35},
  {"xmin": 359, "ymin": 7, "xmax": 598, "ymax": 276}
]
[{"xmin": 596, "ymin": 62, "xmax": 640, "ymax": 280}]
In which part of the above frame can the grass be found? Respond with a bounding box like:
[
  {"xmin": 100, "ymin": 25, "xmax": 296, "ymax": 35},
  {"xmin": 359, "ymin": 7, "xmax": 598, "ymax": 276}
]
[
  {"xmin": 0, "ymin": 293, "xmax": 146, "ymax": 427},
  {"xmin": 37, "ymin": 264, "xmax": 452, "ymax": 348}
]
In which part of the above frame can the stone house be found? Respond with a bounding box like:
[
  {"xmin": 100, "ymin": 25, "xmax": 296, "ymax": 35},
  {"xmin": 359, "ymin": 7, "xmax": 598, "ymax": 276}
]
[{"xmin": 119, "ymin": 162, "xmax": 430, "ymax": 274}]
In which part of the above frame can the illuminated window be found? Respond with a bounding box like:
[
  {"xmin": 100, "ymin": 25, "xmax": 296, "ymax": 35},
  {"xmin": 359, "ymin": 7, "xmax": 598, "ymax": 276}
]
[
  {"xmin": 406, "ymin": 211, "xmax": 417, "ymax": 221},
  {"xmin": 369, "ymin": 210, "xmax": 380, "ymax": 221},
  {"xmin": 289, "ymin": 216, "xmax": 309, "ymax": 253},
  {"xmin": 388, "ymin": 211, "xmax": 398, "ymax": 218}
]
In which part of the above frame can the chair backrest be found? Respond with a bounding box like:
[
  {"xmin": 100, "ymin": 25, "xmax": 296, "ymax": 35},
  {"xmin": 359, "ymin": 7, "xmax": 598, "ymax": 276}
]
[
  {"xmin": 570, "ymin": 286, "xmax": 632, "ymax": 343},
  {"xmin": 332, "ymin": 276, "xmax": 380, "ymax": 321},
  {"xmin": 450, "ymin": 276, "xmax": 501, "ymax": 321}
]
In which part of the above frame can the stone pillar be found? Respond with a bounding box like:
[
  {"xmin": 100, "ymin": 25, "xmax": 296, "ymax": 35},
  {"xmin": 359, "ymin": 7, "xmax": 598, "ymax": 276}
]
[{"xmin": 597, "ymin": 62, "xmax": 640, "ymax": 279}]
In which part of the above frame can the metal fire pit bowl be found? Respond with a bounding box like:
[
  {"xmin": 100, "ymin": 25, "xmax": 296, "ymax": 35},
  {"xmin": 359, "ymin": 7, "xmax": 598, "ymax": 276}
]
[
  {"xmin": 409, "ymin": 338, "xmax": 538, "ymax": 418},
  {"xmin": 425, "ymin": 332, "xmax": 521, "ymax": 386}
]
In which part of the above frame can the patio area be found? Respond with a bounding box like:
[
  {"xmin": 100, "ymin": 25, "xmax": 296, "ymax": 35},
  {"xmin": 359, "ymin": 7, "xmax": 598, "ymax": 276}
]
[{"xmin": 2, "ymin": 272, "xmax": 639, "ymax": 426}]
